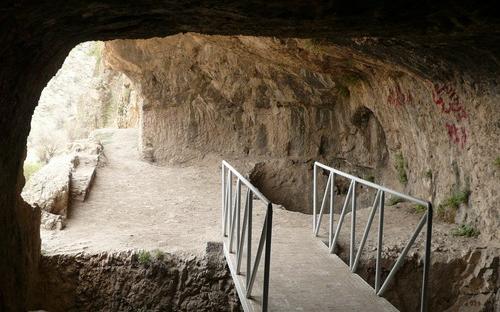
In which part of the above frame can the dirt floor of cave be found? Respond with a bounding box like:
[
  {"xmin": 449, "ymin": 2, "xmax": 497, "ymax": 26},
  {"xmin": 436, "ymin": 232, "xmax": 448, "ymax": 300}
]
[
  {"xmin": 41, "ymin": 128, "xmax": 224, "ymax": 256},
  {"xmin": 40, "ymin": 127, "xmax": 492, "ymax": 261}
]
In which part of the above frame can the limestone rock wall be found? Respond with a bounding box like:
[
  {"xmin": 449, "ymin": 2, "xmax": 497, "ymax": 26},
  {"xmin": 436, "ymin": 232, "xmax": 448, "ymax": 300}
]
[{"xmin": 104, "ymin": 34, "xmax": 500, "ymax": 241}]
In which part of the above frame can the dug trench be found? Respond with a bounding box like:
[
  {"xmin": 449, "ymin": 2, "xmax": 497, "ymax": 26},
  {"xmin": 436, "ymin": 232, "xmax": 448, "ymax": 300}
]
[{"xmin": 31, "ymin": 245, "xmax": 241, "ymax": 312}]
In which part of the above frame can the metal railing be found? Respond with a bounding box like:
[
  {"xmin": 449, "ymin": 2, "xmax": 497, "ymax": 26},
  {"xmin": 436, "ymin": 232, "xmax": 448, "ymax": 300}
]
[
  {"xmin": 313, "ymin": 161, "xmax": 433, "ymax": 312},
  {"xmin": 222, "ymin": 160, "xmax": 273, "ymax": 312}
]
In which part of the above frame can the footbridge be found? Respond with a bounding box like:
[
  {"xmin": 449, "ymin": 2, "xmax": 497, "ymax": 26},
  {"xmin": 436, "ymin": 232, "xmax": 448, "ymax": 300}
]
[{"xmin": 221, "ymin": 160, "xmax": 433, "ymax": 312}]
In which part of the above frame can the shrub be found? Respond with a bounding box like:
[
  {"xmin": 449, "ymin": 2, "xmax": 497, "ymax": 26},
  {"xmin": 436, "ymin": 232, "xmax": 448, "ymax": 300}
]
[
  {"xmin": 137, "ymin": 250, "xmax": 152, "ymax": 265},
  {"xmin": 153, "ymin": 249, "xmax": 165, "ymax": 261},
  {"xmin": 495, "ymin": 157, "xmax": 500, "ymax": 168},
  {"xmin": 425, "ymin": 169, "xmax": 432, "ymax": 179},
  {"xmin": 442, "ymin": 190, "xmax": 470, "ymax": 210},
  {"xmin": 394, "ymin": 152, "xmax": 408, "ymax": 185},
  {"xmin": 437, "ymin": 189, "xmax": 470, "ymax": 222},
  {"xmin": 413, "ymin": 204, "xmax": 427, "ymax": 214},
  {"xmin": 451, "ymin": 224, "xmax": 480, "ymax": 237},
  {"xmin": 24, "ymin": 162, "xmax": 43, "ymax": 181},
  {"xmin": 387, "ymin": 196, "xmax": 406, "ymax": 206}
]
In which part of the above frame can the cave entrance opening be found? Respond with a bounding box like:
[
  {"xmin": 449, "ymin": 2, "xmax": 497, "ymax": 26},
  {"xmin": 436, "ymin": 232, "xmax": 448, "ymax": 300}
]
[
  {"xmin": 21, "ymin": 41, "xmax": 145, "ymax": 246},
  {"xmin": 22, "ymin": 40, "xmax": 227, "ymax": 257}
]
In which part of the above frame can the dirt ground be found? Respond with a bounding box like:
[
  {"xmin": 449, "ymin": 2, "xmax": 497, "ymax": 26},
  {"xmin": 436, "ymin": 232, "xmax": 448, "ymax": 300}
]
[
  {"xmin": 41, "ymin": 129, "xmax": 494, "ymax": 258},
  {"xmin": 41, "ymin": 128, "xmax": 223, "ymax": 256}
]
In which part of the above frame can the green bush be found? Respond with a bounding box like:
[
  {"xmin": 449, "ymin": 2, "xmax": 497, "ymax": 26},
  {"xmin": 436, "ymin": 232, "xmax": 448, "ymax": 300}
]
[
  {"xmin": 387, "ymin": 196, "xmax": 406, "ymax": 206},
  {"xmin": 413, "ymin": 204, "xmax": 427, "ymax": 214},
  {"xmin": 451, "ymin": 224, "xmax": 480, "ymax": 237},
  {"xmin": 394, "ymin": 152, "xmax": 408, "ymax": 185},
  {"xmin": 495, "ymin": 157, "xmax": 500, "ymax": 168},
  {"xmin": 153, "ymin": 249, "xmax": 166, "ymax": 261},
  {"xmin": 424, "ymin": 169, "xmax": 432, "ymax": 179},
  {"xmin": 24, "ymin": 162, "xmax": 43, "ymax": 181},
  {"xmin": 441, "ymin": 190, "xmax": 470, "ymax": 210},
  {"xmin": 137, "ymin": 250, "xmax": 152, "ymax": 265},
  {"xmin": 437, "ymin": 189, "xmax": 470, "ymax": 222}
]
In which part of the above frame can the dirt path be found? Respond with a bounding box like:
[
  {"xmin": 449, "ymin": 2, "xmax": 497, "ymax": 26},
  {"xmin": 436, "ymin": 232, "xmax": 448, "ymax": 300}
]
[
  {"xmin": 41, "ymin": 128, "xmax": 492, "ymax": 259},
  {"xmin": 41, "ymin": 128, "xmax": 222, "ymax": 256}
]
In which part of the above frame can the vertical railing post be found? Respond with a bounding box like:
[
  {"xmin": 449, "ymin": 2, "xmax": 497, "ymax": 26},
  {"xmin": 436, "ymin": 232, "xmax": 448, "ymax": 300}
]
[
  {"xmin": 315, "ymin": 172, "xmax": 332, "ymax": 237},
  {"xmin": 313, "ymin": 163, "xmax": 317, "ymax": 233},
  {"xmin": 329, "ymin": 173, "xmax": 335, "ymax": 248},
  {"xmin": 228, "ymin": 171, "xmax": 233, "ymax": 239},
  {"xmin": 230, "ymin": 179, "xmax": 241, "ymax": 253},
  {"xmin": 225, "ymin": 170, "xmax": 231, "ymax": 237},
  {"xmin": 222, "ymin": 164, "xmax": 226, "ymax": 236},
  {"xmin": 352, "ymin": 190, "xmax": 381, "ymax": 273},
  {"xmin": 330, "ymin": 180, "xmax": 354, "ymax": 254},
  {"xmin": 237, "ymin": 190, "xmax": 250, "ymax": 274},
  {"xmin": 247, "ymin": 190, "xmax": 253, "ymax": 289},
  {"xmin": 262, "ymin": 203, "xmax": 273, "ymax": 312},
  {"xmin": 350, "ymin": 180, "xmax": 357, "ymax": 269},
  {"xmin": 375, "ymin": 191, "xmax": 385, "ymax": 293},
  {"xmin": 421, "ymin": 203, "xmax": 433, "ymax": 312},
  {"xmin": 236, "ymin": 180, "xmax": 241, "ymax": 253}
]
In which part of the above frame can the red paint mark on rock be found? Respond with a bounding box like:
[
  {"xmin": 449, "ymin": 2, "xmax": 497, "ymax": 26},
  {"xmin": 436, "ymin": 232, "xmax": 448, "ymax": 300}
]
[
  {"xmin": 432, "ymin": 83, "xmax": 468, "ymax": 121},
  {"xmin": 429, "ymin": 83, "xmax": 469, "ymax": 149},
  {"xmin": 445, "ymin": 123, "xmax": 467, "ymax": 149},
  {"xmin": 388, "ymin": 85, "xmax": 413, "ymax": 107}
]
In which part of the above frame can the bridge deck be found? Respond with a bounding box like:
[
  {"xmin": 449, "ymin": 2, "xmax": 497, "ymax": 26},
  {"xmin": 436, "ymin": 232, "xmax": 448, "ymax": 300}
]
[{"xmin": 224, "ymin": 208, "xmax": 398, "ymax": 312}]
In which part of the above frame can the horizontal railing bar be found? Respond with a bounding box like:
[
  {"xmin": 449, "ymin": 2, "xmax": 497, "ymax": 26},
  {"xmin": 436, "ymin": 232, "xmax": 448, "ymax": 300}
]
[
  {"xmin": 315, "ymin": 162, "xmax": 429, "ymax": 206},
  {"xmin": 223, "ymin": 160, "xmax": 271, "ymax": 205}
]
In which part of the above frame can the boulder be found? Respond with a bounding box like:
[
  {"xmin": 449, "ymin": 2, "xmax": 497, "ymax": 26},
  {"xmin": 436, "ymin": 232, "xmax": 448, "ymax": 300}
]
[
  {"xmin": 22, "ymin": 155, "xmax": 75, "ymax": 217},
  {"xmin": 40, "ymin": 211, "xmax": 65, "ymax": 231}
]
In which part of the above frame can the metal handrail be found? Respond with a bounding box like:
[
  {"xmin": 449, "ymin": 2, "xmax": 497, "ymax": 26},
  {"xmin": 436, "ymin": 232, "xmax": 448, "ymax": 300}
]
[
  {"xmin": 222, "ymin": 160, "xmax": 273, "ymax": 312},
  {"xmin": 313, "ymin": 161, "xmax": 432, "ymax": 312}
]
